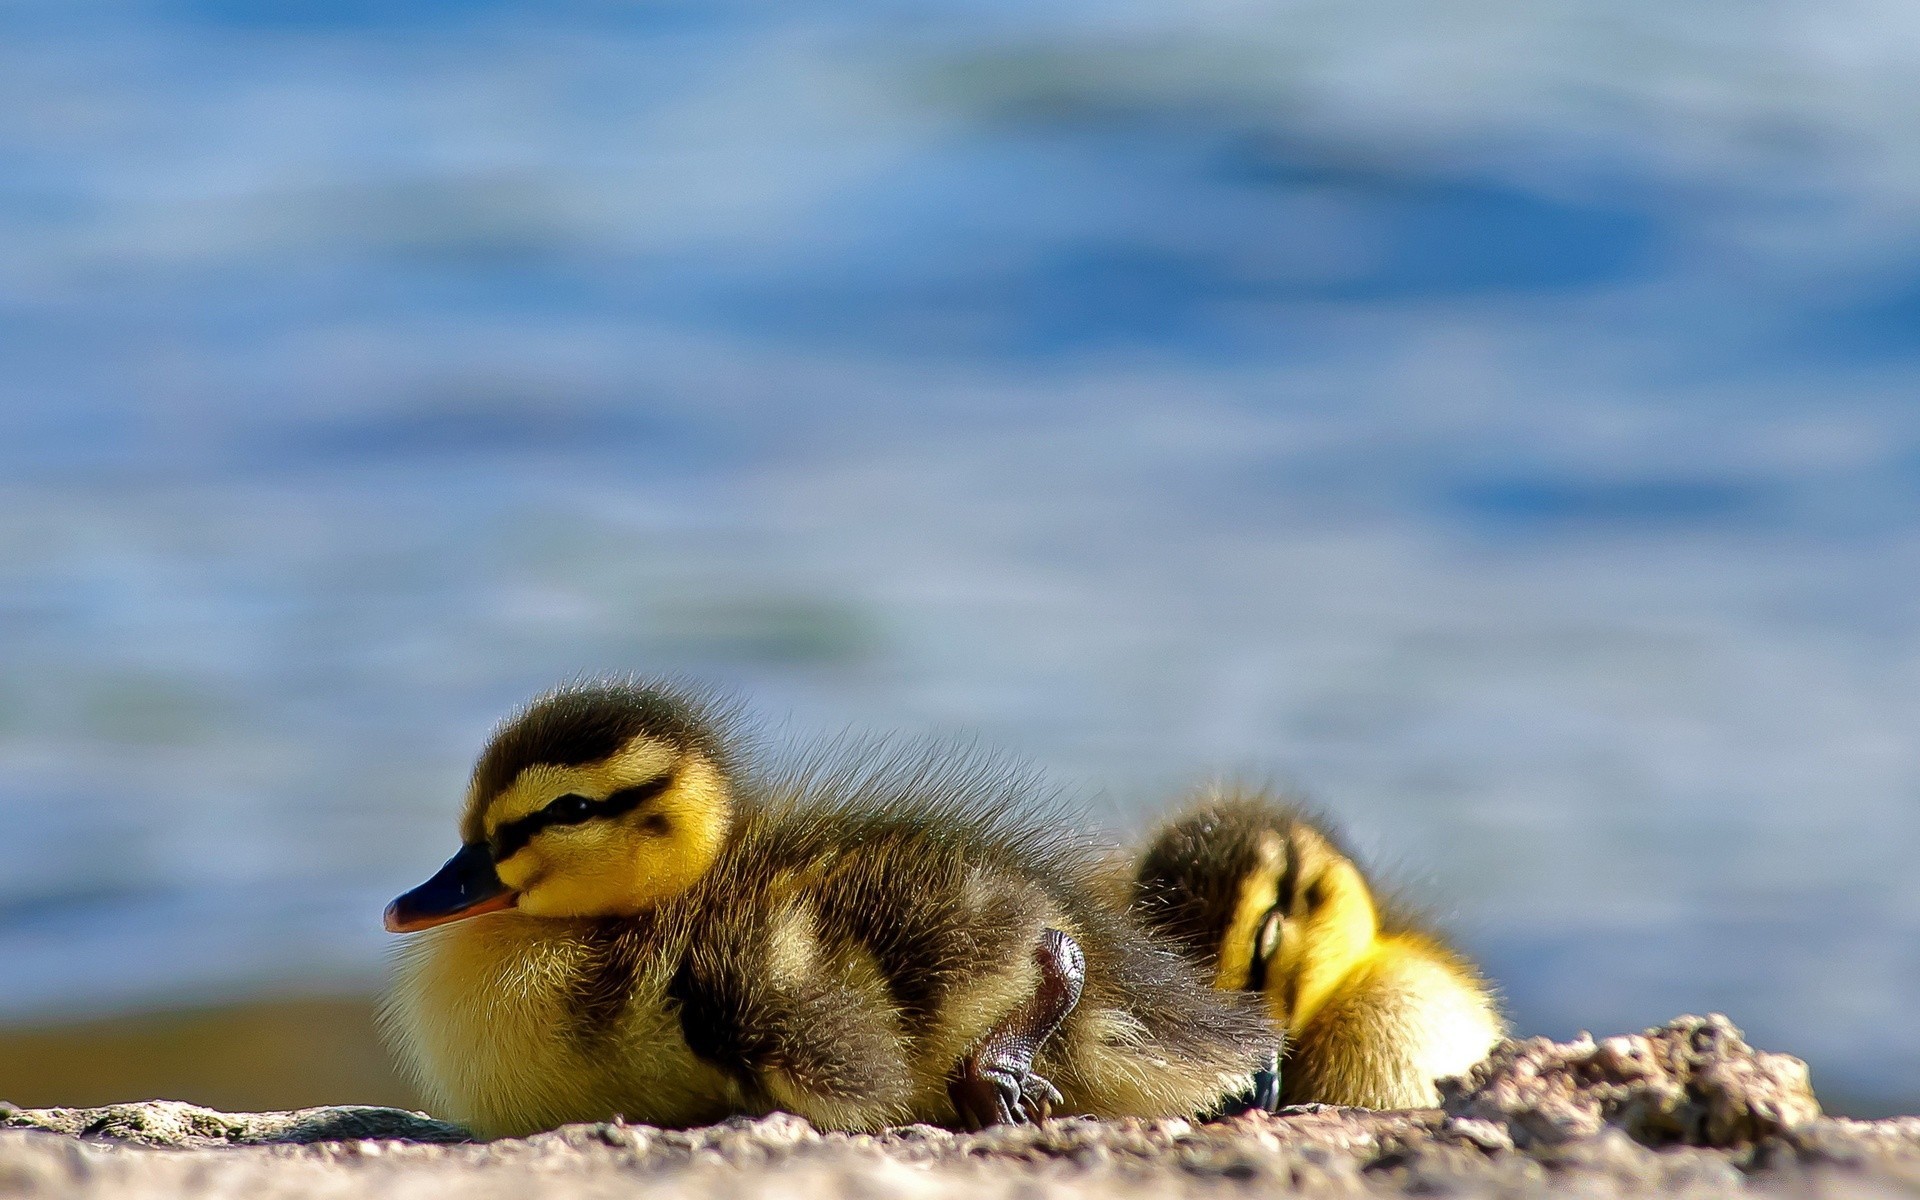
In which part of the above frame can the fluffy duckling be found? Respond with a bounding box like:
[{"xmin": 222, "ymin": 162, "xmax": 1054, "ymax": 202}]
[
  {"xmin": 382, "ymin": 681, "xmax": 1279, "ymax": 1137},
  {"xmin": 1133, "ymin": 790, "xmax": 1503, "ymax": 1109}
]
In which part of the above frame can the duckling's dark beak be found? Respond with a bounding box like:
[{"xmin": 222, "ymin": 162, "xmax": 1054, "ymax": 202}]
[{"xmin": 384, "ymin": 842, "xmax": 517, "ymax": 933}]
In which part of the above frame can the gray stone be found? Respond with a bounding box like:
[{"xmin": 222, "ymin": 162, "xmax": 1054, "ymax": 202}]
[
  {"xmin": 0, "ymin": 1099, "xmax": 469, "ymax": 1146},
  {"xmin": 1439, "ymin": 1013, "xmax": 1823, "ymax": 1150}
]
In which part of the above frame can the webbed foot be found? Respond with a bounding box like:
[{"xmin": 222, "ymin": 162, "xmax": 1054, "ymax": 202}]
[
  {"xmin": 949, "ymin": 928, "xmax": 1085, "ymax": 1129},
  {"xmin": 1206, "ymin": 1047, "xmax": 1282, "ymax": 1119},
  {"xmin": 955, "ymin": 1059, "xmax": 1066, "ymax": 1126}
]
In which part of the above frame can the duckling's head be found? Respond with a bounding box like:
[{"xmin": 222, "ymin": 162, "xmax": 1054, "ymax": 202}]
[
  {"xmin": 1252, "ymin": 819, "xmax": 1378, "ymax": 1032},
  {"xmin": 1137, "ymin": 794, "xmax": 1379, "ymax": 1029},
  {"xmin": 385, "ymin": 682, "xmax": 739, "ymax": 932}
]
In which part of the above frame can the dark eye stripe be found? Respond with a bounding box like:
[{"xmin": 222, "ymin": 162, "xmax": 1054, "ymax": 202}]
[
  {"xmin": 492, "ymin": 773, "xmax": 674, "ymax": 862},
  {"xmin": 1246, "ymin": 905, "xmax": 1284, "ymax": 993},
  {"xmin": 599, "ymin": 775, "xmax": 672, "ymax": 818}
]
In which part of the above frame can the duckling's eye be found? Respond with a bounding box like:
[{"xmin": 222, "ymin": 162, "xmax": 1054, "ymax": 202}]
[
  {"xmin": 1248, "ymin": 907, "xmax": 1285, "ymax": 991},
  {"xmin": 545, "ymin": 793, "xmax": 594, "ymax": 824}
]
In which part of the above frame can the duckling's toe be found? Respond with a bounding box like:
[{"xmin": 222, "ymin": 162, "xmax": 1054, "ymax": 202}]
[
  {"xmin": 955, "ymin": 1060, "xmax": 1066, "ymax": 1127},
  {"xmin": 1252, "ymin": 1051, "xmax": 1283, "ymax": 1111},
  {"xmin": 1204, "ymin": 1048, "xmax": 1282, "ymax": 1120},
  {"xmin": 949, "ymin": 928, "xmax": 1085, "ymax": 1129}
]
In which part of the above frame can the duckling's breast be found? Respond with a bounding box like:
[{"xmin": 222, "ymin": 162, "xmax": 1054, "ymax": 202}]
[
  {"xmin": 1279, "ymin": 932, "xmax": 1504, "ymax": 1108},
  {"xmin": 383, "ymin": 912, "xmax": 740, "ymax": 1137}
]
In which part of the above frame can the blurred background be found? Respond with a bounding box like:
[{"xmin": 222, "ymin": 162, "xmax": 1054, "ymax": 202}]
[{"xmin": 2, "ymin": 0, "xmax": 1918, "ymax": 1120}]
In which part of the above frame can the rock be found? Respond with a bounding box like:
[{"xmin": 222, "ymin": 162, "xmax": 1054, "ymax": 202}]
[
  {"xmin": 0, "ymin": 1099, "xmax": 469, "ymax": 1146},
  {"xmin": 1439, "ymin": 1013, "xmax": 1822, "ymax": 1149},
  {"xmin": 1, "ymin": 1017, "xmax": 1915, "ymax": 1198}
]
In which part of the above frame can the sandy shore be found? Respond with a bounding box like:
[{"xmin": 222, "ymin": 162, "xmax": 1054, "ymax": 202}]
[{"xmin": 3, "ymin": 1014, "xmax": 1917, "ymax": 1198}]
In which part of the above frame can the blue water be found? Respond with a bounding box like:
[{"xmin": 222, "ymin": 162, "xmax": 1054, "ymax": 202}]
[{"xmin": 2, "ymin": 0, "xmax": 1918, "ymax": 1111}]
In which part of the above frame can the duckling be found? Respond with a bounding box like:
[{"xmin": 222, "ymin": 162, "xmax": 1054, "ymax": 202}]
[
  {"xmin": 1133, "ymin": 790, "xmax": 1504, "ymax": 1109},
  {"xmin": 381, "ymin": 681, "xmax": 1280, "ymax": 1137}
]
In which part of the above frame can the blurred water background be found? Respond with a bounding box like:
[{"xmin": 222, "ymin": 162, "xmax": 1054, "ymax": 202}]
[{"xmin": 2, "ymin": 0, "xmax": 1918, "ymax": 1117}]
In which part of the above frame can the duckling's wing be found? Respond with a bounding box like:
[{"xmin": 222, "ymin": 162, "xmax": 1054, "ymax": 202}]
[{"xmin": 670, "ymin": 900, "xmax": 917, "ymax": 1131}]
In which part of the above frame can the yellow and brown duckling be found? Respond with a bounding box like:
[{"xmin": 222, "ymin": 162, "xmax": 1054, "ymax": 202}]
[
  {"xmin": 1133, "ymin": 790, "xmax": 1504, "ymax": 1109},
  {"xmin": 381, "ymin": 681, "xmax": 1280, "ymax": 1137}
]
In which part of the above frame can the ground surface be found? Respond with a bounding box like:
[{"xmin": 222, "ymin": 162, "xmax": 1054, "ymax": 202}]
[{"xmin": 3, "ymin": 1016, "xmax": 1916, "ymax": 1198}]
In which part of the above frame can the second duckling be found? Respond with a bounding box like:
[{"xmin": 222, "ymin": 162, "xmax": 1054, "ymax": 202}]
[
  {"xmin": 1134, "ymin": 790, "xmax": 1504, "ymax": 1109},
  {"xmin": 382, "ymin": 681, "xmax": 1280, "ymax": 1137}
]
